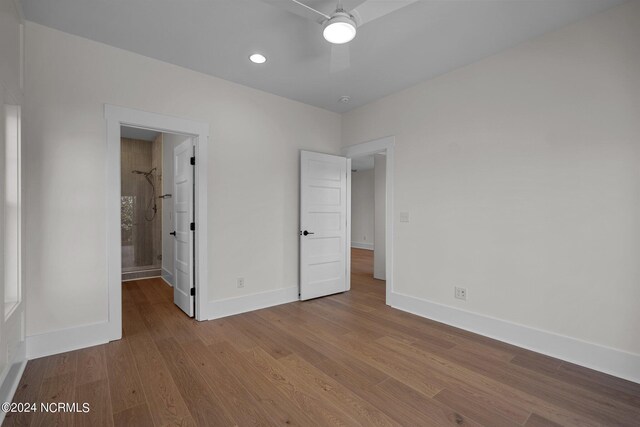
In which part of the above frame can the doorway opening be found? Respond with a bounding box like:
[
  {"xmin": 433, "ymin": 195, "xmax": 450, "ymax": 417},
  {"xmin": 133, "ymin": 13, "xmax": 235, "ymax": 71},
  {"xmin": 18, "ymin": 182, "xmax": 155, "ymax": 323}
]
[
  {"xmin": 120, "ymin": 126, "xmax": 196, "ymax": 317},
  {"xmin": 298, "ymin": 137, "xmax": 394, "ymax": 304},
  {"xmin": 120, "ymin": 127, "xmax": 163, "ymax": 281},
  {"xmin": 349, "ymin": 152, "xmax": 386, "ymax": 297},
  {"xmin": 344, "ymin": 136, "xmax": 394, "ymax": 305},
  {"xmin": 106, "ymin": 105, "xmax": 209, "ymax": 340}
]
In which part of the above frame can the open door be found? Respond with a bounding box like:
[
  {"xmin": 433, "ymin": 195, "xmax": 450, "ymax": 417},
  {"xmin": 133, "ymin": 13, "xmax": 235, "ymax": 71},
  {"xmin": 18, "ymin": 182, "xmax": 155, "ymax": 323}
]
[
  {"xmin": 173, "ymin": 139, "xmax": 195, "ymax": 316},
  {"xmin": 300, "ymin": 151, "xmax": 349, "ymax": 300}
]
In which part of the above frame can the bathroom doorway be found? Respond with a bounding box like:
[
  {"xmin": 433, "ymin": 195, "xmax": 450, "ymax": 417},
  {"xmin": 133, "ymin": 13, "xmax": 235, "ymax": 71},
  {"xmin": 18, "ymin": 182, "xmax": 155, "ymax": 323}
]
[
  {"xmin": 106, "ymin": 105, "xmax": 209, "ymax": 337},
  {"xmin": 119, "ymin": 125, "xmax": 197, "ymax": 317},
  {"xmin": 120, "ymin": 127, "xmax": 164, "ymax": 281}
]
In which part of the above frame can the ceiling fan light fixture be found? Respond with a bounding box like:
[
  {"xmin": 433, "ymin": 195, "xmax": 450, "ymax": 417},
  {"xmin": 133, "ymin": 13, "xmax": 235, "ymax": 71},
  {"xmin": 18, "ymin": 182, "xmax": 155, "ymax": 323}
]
[
  {"xmin": 323, "ymin": 12, "xmax": 357, "ymax": 44},
  {"xmin": 249, "ymin": 53, "xmax": 267, "ymax": 64}
]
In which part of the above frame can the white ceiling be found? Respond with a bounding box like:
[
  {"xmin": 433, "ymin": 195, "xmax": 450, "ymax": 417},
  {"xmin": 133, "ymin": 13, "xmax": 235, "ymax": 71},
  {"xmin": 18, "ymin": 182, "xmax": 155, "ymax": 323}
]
[
  {"xmin": 21, "ymin": 0, "xmax": 625, "ymax": 113},
  {"xmin": 121, "ymin": 126, "xmax": 160, "ymax": 142},
  {"xmin": 352, "ymin": 155, "xmax": 375, "ymax": 171}
]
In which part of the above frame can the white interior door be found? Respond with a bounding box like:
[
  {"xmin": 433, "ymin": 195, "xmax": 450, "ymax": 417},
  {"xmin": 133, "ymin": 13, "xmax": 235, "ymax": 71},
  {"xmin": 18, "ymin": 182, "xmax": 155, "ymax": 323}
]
[
  {"xmin": 300, "ymin": 151, "xmax": 348, "ymax": 300},
  {"xmin": 173, "ymin": 139, "xmax": 194, "ymax": 316}
]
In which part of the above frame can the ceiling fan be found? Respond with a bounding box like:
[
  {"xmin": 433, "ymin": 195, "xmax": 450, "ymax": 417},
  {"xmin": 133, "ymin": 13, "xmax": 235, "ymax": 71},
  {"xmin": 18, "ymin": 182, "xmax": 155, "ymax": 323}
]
[{"xmin": 260, "ymin": 0, "xmax": 418, "ymax": 71}]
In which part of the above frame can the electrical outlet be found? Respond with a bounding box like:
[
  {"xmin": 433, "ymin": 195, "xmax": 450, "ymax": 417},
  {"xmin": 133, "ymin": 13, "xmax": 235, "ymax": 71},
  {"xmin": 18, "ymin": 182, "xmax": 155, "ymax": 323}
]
[
  {"xmin": 400, "ymin": 212, "xmax": 409, "ymax": 223},
  {"xmin": 363, "ymin": 236, "xmax": 367, "ymax": 241},
  {"xmin": 237, "ymin": 277, "xmax": 245, "ymax": 288},
  {"xmin": 454, "ymin": 287, "xmax": 467, "ymax": 301}
]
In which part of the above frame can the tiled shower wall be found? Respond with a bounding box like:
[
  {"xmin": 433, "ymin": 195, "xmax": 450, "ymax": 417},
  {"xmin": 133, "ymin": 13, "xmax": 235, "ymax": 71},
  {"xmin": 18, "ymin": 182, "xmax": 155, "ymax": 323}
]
[{"xmin": 121, "ymin": 137, "xmax": 163, "ymax": 273}]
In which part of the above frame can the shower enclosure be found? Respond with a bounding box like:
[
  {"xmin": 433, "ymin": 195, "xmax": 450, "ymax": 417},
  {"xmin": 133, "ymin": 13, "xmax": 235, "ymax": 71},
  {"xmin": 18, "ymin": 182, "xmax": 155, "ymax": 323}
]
[{"xmin": 121, "ymin": 134, "xmax": 163, "ymax": 280}]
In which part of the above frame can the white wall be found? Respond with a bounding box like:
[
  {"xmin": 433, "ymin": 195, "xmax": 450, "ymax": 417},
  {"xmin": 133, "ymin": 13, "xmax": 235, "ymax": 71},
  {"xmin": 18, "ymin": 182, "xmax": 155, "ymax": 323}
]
[
  {"xmin": 24, "ymin": 22, "xmax": 342, "ymax": 337},
  {"xmin": 373, "ymin": 154, "xmax": 386, "ymax": 280},
  {"xmin": 0, "ymin": 0, "xmax": 26, "ymax": 413},
  {"xmin": 161, "ymin": 132, "xmax": 190, "ymax": 285},
  {"xmin": 350, "ymin": 168, "xmax": 374, "ymax": 250},
  {"xmin": 342, "ymin": 0, "xmax": 640, "ymax": 359}
]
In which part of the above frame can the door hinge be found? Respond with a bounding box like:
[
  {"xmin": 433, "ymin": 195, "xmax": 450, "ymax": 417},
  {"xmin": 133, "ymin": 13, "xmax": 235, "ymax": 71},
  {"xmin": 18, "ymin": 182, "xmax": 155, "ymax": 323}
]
[
  {"xmin": 190, "ymin": 287, "xmax": 196, "ymax": 296},
  {"xmin": 190, "ymin": 156, "xmax": 196, "ymax": 165},
  {"xmin": 190, "ymin": 222, "xmax": 196, "ymax": 231}
]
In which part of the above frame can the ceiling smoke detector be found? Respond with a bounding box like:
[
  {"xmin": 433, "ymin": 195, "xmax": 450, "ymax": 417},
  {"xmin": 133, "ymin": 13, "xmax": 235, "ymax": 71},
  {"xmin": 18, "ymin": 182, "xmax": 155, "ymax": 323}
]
[
  {"xmin": 339, "ymin": 95, "xmax": 351, "ymax": 103},
  {"xmin": 323, "ymin": 11, "xmax": 357, "ymax": 44}
]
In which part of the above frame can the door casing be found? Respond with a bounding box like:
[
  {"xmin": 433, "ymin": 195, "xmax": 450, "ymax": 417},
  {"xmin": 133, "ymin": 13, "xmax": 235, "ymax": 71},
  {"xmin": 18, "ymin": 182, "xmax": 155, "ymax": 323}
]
[{"xmin": 105, "ymin": 105, "xmax": 209, "ymax": 341}]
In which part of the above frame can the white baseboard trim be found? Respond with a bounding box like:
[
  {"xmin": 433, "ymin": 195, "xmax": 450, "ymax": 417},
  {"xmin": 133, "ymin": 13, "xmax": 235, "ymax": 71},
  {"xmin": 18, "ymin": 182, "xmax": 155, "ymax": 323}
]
[
  {"xmin": 205, "ymin": 286, "xmax": 299, "ymax": 320},
  {"xmin": 390, "ymin": 292, "xmax": 640, "ymax": 384},
  {"xmin": 161, "ymin": 268, "xmax": 174, "ymax": 286},
  {"xmin": 26, "ymin": 322, "xmax": 111, "ymax": 360},
  {"xmin": 351, "ymin": 242, "xmax": 374, "ymax": 250},
  {"xmin": 0, "ymin": 341, "xmax": 27, "ymax": 425}
]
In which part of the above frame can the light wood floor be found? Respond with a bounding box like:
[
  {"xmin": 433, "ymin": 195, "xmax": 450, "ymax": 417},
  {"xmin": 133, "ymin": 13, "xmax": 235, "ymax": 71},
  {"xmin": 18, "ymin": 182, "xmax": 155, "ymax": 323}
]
[{"xmin": 6, "ymin": 248, "xmax": 640, "ymax": 426}]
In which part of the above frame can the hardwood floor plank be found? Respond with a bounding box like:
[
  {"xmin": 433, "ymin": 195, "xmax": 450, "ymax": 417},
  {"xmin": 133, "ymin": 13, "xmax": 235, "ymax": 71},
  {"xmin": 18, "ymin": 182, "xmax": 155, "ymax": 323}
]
[
  {"xmin": 123, "ymin": 303, "xmax": 149, "ymax": 338},
  {"xmin": 128, "ymin": 332, "xmax": 193, "ymax": 427},
  {"xmin": 434, "ymin": 388, "xmax": 523, "ymax": 427},
  {"xmin": 181, "ymin": 339, "xmax": 270, "ymax": 426},
  {"xmin": 112, "ymin": 403, "xmax": 154, "ymax": 427},
  {"xmin": 30, "ymin": 372, "xmax": 76, "ymax": 427},
  {"xmin": 138, "ymin": 278, "xmax": 171, "ymax": 304},
  {"xmin": 192, "ymin": 318, "xmax": 256, "ymax": 351},
  {"xmin": 43, "ymin": 351, "xmax": 78, "ymax": 379},
  {"xmin": 524, "ymin": 413, "xmax": 564, "ymax": 427},
  {"xmin": 319, "ymin": 331, "xmax": 446, "ymax": 397},
  {"xmin": 225, "ymin": 313, "xmax": 293, "ymax": 359},
  {"xmin": 278, "ymin": 353, "xmax": 398, "ymax": 427},
  {"xmin": 74, "ymin": 378, "xmax": 114, "ymax": 427},
  {"xmin": 155, "ymin": 337, "xmax": 234, "ymax": 426},
  {"xmin": 3, "ymin": 358, "xmax": 48, "ymax": 427},
  {"xmin": 375, "ymin": 378, "xmax": 483, "ymax": 427},
  {"xmin": 15, "ymin": 250, "xmax": 640, "ymax": 426},
  {"xmin": 440, "ymin": 338, "xmax": 640, "ymax": 425},
  {"xmin": 75, "ymin": 345, "xmax": 108, "ymax": 386},
  {"xmin": 209, "ymin": 341, "xmax": 318, "ymax": 426},
  {"xmin": 242, "ymin": 346, "xmax": 360, "ymax": 426},
  {"xmin": 554, "ymin": 362, "xmax": 640, "ymax": 408},
  {"xmin": 375, "ymin": 335, "xmax": 604, "ymax": 426},
  {"xmin": 137, "ymin": 301, "xmax": 174, "ymax": 342},
  {"xmin": 105, "ymin": 339, "xmax": 147, "ymax": 414}
]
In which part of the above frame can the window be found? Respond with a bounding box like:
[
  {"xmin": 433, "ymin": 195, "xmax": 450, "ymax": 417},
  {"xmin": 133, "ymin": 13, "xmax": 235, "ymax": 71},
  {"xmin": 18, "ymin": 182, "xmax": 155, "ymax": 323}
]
[{"xmin": 4, "ymin": 104, "xmax": 21, "ymax": 319}]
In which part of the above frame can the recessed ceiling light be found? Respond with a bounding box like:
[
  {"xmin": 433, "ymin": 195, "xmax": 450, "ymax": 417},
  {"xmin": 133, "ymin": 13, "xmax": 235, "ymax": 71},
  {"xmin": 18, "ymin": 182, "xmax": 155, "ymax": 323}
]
[
  {"xmin": 323, "ymin": 12, "xmax": 357, "ymax": 44},
  {"xmin": 249, "ymin": 53, "xmax": 267, "ymax": 64},
  {"xmin": 339, "ymin": 96, "xmax": 351, "ymax": 104}
]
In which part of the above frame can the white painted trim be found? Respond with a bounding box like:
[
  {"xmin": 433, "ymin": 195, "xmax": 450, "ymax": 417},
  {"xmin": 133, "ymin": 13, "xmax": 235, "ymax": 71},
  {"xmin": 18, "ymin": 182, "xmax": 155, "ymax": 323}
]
[
  {"xmin": 390, "ymin": 292, "xmax": 640, "ymax": 384},
  {"xmin": 161, "ymin": 268, "xmax": 174, "ymax": 287},
  {"xmin": 205, "ymin": 287, "xmax": 299, "ymax": 320},
  {"xmin": 0, "ymin": 339, "xmax": 26, "ymax": 424},
  {"xmin": 105, "ymin": 105, "xmax": 210, "ymax": 342},
  {"xmin": 0, "ymin": 360, "xmax": 26, "ymax": 424},
  {"xmin": 122, "ymin": 276, "xmax": 162, "ymax": 283},
  {"xmin": 343, "ymin": 136, "xmax": 395, "ymax": 305},
  {"xmin": 351, "ymin": 242, "xmax": 374, "ymax": 250},
  {"xmin": 26, "ymin": 322, "xmax": 111, "ymax": 359},
  {"xmin": 345, "ymin": 158, "xmax": 352, "ymax": 292}
]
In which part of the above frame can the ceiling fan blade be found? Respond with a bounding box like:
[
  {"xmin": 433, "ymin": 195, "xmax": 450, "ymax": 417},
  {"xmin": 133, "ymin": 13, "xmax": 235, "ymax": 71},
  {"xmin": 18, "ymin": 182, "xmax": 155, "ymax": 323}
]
[
  {"xmin": 330, "ymin": 44, "xmax": 351, "ymax": 73},
  {"xmin": 341, "ymin": 0, "xmax": 369, "ymax": 12},
  {"xmin": 259, "ymin": 0, "xmax": 330, "ymax": 24},
  {"xmin": 351, "ymin": 0, "xmax": 419, "ymax": 27}
]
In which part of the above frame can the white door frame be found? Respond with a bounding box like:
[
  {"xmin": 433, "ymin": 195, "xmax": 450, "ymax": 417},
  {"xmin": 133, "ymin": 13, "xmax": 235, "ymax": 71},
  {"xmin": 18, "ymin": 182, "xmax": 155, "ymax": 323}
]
[
  {"xmin": 342, "ymin": 136, "xmax": 395, "ymax": 305},
  {"xmin": 105, "ymin": 105, "xmax": 209, "ymax": 340}
]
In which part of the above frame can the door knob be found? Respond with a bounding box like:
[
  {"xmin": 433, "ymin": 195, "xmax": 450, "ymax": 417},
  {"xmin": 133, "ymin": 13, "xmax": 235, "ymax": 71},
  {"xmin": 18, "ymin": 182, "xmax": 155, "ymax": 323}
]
[
  {"xmin": 170, "ymin": 231, "xmax": 177, "ymax": 236},
  {"xmin": 302, "ymin": 230, "xmax": 314, "ymax": 236}
]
